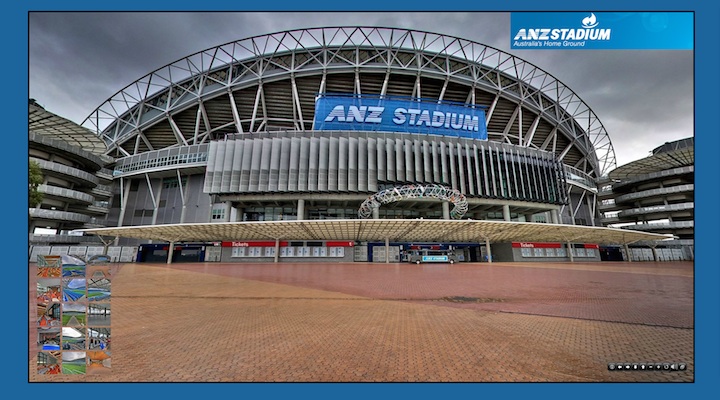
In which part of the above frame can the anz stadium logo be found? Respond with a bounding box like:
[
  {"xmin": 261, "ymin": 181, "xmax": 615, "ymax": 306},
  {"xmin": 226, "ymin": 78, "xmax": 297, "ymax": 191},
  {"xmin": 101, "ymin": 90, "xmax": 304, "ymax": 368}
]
[{"xmin": 513, "ymin": 12, "xmax": 612, "ymax": 48}]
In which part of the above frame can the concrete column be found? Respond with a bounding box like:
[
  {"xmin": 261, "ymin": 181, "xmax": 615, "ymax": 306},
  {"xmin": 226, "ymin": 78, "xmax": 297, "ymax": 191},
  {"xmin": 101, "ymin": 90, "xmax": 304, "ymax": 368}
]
[
  {"xmin": 651, "ymin": 247, "xmax": 658, "ymax": 262},
  {"xmin": 167, "ymin": 241, "xmax": 175, "ymax": 265},
  {"xmin": 115, "ymin": 177, "xmax": 132, "ymax": 246},
  {"xmin": 224, "ymin": 201, "xmax": 232, "ymax": 222},
  {"xmin": 524, "ymin": 213, "xmax": 534, "ymax": 223},
  {"xmin": 566, "ymin": 189, "xmax": 576, "ymax": 225},
  {"xmin": 442, "ymin": 202, "xmax": 450, "ymax": 220},
  {"xmin": 146, "ymin": 174, "xmax": 161, "ymax": 227},
  {"xmin": 297, "ymin": 199, "xmax": 305, "ymax": 221},
  {"xmin": 179, "ymin": 173, "xmax": 189, "ymax": 223},
  {"xmin": 232, "ymin": 205, "xmax": 243, "ymax": 222},
  {"xmin": 385, "ymin": 238, "xmax": 390, "ymax": 264},
  {"xmin": 586, "ymin": 194, "xmax": 596, "ymax": 226},
  {"xmin": 502, "ymin": 204, "xmax": 511, "ymax": 221},
  {"xmin": 485, "ymin": 238, "xmax": 492, "ymax": 263},
  {"xmin": 551, "ymin": 209, "xmax": 560, "ymax": 224},
  {"xmin": 373, "ymin": 207, "xmax": 380, "ymax": 219},
  {"xmin": 274, "ymin": 239, "xmax": 280, "ymax": 263},
  {"xmin": 624, "ymin": 244, "xmax": 633, "ymax": 262},
  {"xmin": 567, "ymin": 242, "xmax": 574, "ymax": 262}
]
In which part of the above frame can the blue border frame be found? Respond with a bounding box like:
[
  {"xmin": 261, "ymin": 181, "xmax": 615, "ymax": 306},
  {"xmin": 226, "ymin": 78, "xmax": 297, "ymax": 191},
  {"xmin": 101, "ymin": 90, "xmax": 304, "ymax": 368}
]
[{"xmin": 12, "ymin": 1, "xmax": 720, "ymax": 398}]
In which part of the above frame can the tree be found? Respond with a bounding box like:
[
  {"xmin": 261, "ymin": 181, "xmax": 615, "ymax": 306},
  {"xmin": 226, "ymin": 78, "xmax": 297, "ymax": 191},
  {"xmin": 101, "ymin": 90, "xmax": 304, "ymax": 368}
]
[{"xmin": 29, "ymin": 160, "xmax": 43, "ymax": 207}]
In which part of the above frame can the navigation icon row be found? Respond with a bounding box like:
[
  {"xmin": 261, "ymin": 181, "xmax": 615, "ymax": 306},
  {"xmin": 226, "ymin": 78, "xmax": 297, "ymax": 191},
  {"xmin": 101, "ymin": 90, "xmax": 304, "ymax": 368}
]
[{"xmin": 608, "ymin": 363, "xmax": 687, "ymax": 371}]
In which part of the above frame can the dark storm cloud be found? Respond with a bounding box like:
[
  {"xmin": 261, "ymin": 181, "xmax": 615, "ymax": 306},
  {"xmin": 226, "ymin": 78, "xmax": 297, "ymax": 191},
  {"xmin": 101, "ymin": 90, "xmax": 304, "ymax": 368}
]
[{"xmin": 29, "ymin": 12, "xmax": 693, "ymax": 169}]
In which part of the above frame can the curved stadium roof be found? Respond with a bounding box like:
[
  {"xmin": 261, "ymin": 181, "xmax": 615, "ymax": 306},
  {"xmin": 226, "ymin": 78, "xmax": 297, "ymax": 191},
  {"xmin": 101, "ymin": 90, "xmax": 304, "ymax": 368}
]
[
  {"xmin": 30, "ymin": 100, "xmax": 107, "ymax": 155},
  {"xmin": 608, "ymin": 137, "xmax": 693, "ymax": 180},
  {"xmin": 81, "ymin": 27, "xmax": 617, "ymax": 178}
]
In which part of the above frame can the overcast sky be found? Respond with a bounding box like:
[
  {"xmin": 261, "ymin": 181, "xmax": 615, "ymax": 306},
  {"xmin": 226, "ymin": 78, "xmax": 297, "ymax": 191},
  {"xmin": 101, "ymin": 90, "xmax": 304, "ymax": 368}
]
[{"xmin": 28, "ymin": 12, "xmax": 693, "ymax": 169}]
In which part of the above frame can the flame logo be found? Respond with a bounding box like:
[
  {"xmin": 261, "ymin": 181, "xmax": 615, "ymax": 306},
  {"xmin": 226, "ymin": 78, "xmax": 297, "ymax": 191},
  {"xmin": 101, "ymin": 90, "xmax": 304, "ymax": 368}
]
[{"xmin": 581, "ymin": 13, "xmax": 599, "ymax": 28}]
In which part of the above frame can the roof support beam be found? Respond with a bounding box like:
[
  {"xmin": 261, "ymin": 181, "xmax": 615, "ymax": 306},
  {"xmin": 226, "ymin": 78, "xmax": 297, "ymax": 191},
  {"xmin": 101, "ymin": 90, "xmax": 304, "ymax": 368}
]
[
  {"xmin": 228, "ymin": 90, "xmax": 244, "ymax": 134},
  {"xmin": 291, "ymin": 75, "xmax": 305, "ymax": 130},
  {"xmin": 167, "ymin": 115, "xmax": 189, "ymax": 146},
  {"xmin": 558, "ymin": 139, "xmax": 576, "ymax": 162},
  {"xmin": 198, "ymin": 101, "xmax": 212, "ymax": 137},
  {"xmin": 485, "ymin": 93, "xmax": 500, "ymax": 127},
  {"xmin": 193, "ymin": 106, "xmax": 203, "ymax": 145},
  {"xmin": 525, "ymin": 114, "xmax": 540, "ymax": 147},
  {"xmin": 138, "ymin": 131, "xmax": 154, "ymax": 153},
  {"xmin": 250, "ymin": 84, "xmax": 263, "ymax": 133},
  {"xmin": 501, "ymin": 106, "xmax": 520, "ymax": 144}
]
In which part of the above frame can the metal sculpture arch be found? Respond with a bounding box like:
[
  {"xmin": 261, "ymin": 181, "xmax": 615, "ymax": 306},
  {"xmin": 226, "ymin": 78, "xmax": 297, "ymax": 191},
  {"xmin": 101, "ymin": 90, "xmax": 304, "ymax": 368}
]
[{"xmin": 358, "ymin": 184, "xmax": 468, "ymax": 219}]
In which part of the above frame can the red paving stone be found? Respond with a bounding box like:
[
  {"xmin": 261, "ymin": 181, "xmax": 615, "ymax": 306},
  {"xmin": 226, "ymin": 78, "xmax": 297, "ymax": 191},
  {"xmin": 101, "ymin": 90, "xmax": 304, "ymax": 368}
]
[{"xmin": 29, "ymin": 261, "xmax": 693, "ymax": 382}]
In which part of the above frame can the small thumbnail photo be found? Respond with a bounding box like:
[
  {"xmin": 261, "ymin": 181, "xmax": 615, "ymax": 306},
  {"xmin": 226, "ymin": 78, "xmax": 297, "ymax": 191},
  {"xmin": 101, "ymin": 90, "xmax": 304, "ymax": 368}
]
[
  {"xmin": 37, "ymin": 351, "xmax": 61, "ymax": 375},
  {"xmin": 86, "ymin": 350, "xmax": 111, "ymax": 374},
  {"xmin": 61, "ymin": 351, "xmax": 86, "ymax": 374},
  {"xmin": 61, "ymin": 327, "xmax": 87, "ymax": 350},
  {"xmin": 37, "ymin": 303, "xmax": 61, "ymax": 330},
  {"xmin": 38, "ymin": 330, "xmax": 61, "ymax": 351},
  {"xmin": 88, "ymin": 327, "xmax": 110, "ymax": 351},
  {"xmin": 61, "ymin": 303, "xmax": 87, "ymax": 327},
  {"xmin": 61, "ymin": 255, "xmax": 86, "ymax": 277},
  {"xmin": 87, "ymin": 276, "xmax": 111, "ymax": 302},
  {"xmin": 62, "ymin": 278, "xmax": 87, "ymax": 302},
  {"xmin": 88, "ymin": 303, "xmax": 111, "ymax": 326}
]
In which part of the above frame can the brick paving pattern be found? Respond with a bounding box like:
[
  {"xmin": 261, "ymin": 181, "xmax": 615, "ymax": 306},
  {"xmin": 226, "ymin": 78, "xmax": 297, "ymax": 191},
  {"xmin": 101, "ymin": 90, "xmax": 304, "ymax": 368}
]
[{"xmin": 29, "ymin": 261, "xmax": 693, "ymax": 382}]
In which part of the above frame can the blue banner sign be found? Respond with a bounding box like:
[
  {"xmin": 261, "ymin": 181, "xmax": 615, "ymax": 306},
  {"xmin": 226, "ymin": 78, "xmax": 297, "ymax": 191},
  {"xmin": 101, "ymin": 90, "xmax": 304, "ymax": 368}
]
[
  {"xmin": 313, "ymin": 94, "xmax": 488, "ymax": 140},
  {"xmin": 511, "ymin": 12, "xmax": 693, "ymax": 50},
  {"xmin": 422, "ymin": 255, "xmax": 449, "ymax": 262}
]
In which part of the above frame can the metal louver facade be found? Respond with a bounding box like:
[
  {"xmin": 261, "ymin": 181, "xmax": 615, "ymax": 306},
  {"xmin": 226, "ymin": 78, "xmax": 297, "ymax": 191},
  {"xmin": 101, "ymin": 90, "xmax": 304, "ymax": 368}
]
[{"xmin": 203, "ymin": 132, "xmax": 566, "ymax": 205}]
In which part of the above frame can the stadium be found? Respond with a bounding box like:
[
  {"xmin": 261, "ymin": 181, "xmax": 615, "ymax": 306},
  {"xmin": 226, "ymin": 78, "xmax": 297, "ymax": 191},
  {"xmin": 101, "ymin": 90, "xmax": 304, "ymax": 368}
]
[
  {"xmin": 598, "ymin": 137, "xmax": 694, "ymax": 261},
  {"xmin": 31, "ymin": 27, "xmax": 676, "ymax": 263}
]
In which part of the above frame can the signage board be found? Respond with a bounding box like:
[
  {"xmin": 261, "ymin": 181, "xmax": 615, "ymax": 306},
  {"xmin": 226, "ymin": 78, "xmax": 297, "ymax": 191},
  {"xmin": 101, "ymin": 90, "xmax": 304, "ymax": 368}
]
[
  {"xmin": 422, "ymin": 255, "xmax": 449, "ymax": 262},
  {"xmin": 314, "ymin": 94, "xmax": 487, "ymax": 139}
]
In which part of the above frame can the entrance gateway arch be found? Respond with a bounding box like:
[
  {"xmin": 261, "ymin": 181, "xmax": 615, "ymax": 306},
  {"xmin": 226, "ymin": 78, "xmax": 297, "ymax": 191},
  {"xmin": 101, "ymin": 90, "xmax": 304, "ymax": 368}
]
[{"xmin": 358, "ymin": 184, "xmax": 469, "ymax": 220}]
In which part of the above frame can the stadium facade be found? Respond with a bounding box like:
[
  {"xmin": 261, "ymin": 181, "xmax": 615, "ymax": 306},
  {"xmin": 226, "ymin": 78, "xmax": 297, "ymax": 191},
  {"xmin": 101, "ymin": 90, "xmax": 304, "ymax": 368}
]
[
  {"xmin": 597, "ymin": 137, "xmax": 694, "ymax": 261},
  {"xmin": 29, "ymin": 100, "xmax": 113, "ymax": 242},
  {"xmin": 85, "ymin": 27, "xmax": 612, "ymax": 223},
  {"xmin": 28, "ymin": 100, "xmax": 140, "ymax": 262},
  {"xmin": 34, "ymin": 27, "xmax": 684, "ymax": 263}
]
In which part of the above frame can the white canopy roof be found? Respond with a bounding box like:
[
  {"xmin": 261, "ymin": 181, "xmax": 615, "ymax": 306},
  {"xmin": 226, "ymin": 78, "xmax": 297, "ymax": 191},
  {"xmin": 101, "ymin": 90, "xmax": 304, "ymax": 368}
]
[{"xmin": 79, "ymin": 219, "xmax": 673, "ymax": 245}]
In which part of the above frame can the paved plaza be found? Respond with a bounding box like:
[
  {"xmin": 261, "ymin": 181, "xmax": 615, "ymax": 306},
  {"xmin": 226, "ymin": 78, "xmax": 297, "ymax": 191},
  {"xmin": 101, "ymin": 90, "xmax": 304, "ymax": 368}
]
[{"xmin": 29, "ymin": 260, "xmax": 693, "ymax": 382}]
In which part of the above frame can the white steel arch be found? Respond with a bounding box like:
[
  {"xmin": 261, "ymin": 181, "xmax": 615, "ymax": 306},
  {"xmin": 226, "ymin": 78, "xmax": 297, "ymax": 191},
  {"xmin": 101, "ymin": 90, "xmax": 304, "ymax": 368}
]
[{"xmin": 359, "ymin": 184, "xmax": 468, "ymax": 219}]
